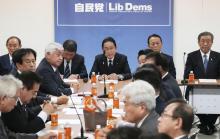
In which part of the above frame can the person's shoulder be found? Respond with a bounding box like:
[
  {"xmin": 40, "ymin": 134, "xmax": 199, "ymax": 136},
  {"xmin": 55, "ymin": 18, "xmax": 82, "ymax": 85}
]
[
  {"xmin": 211, "ymin": 50, "xmax": 220, "ymax": 56},
  {"xmin": 0, "ymin": 54, "xmax": 9, "ymax": 59},
  {"xmin": 161, "ymin": 52, "xmax": 173, "ymax": 59},
  {"xmin": 115, "ymin": 52, "xmax": 127, "ymax": 58},
  {"xmin": 75, "ymin": 53, "xmax": 84, "ymax": 59}
]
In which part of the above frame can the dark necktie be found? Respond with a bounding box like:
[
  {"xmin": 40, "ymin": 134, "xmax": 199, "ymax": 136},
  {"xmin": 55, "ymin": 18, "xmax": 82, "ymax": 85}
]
[
  {"xmin": 203, "ymin": 54, "xmax": 208, "ymax": 71},
  {"xmin": 64, "ymin": 61, "xmax": 71, "ymax": 78},
  {"xmin": 108, "ymin": 60, "xmax": 113, "ymax": 68}
]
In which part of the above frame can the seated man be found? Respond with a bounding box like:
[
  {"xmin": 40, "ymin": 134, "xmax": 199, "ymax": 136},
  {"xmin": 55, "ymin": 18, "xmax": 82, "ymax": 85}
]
[
  {"xmin": 158, "ymin": 99, "xmax": 194, "ymax": 139},
  {"xmin": 90, "ymin": 36, "xmax": 132, "ymax": 81},
  {"xmin": 2, "ymin": 71, "xmax": 56, "ymax": 133},
  {"xmin": 98, "ymin": 80, "xmax": 159, "ymax": 138},
  {"xmin": 0, "ymin": 75, "xmax": 56, "ymax": 139},
  {"xmin": 147, "ymin": 34, "xmax": 176, "ymax": 78},
  {"xmin": 0, "ymin": 36, "xmax": 21, "ymax": 75},
  {"xmin": 145, "ymin": 52, "xmax": 183, "ymax": 98},
  {"xmin": 137, "ymin": 49, "xmax": 153, "ymax": 66},
  {"xmin": 36, "ymin": 42, "xmax": 73, "ymax": 96},
  {"xmin": 184, "ymin": 31, "xmax": 220, "ymax": 135},
  {"xmin": 58, "ymin": 39, "xmax": 88, "ymax": 79},
  {"xmin": 12, "ymin": 48, "xmax": 68, "ymax": 105}
]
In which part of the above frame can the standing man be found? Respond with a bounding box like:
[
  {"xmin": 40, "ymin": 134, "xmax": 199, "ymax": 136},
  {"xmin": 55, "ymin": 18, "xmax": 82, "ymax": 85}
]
[
  {"xmin": 184, "ymin": 31, "xmax": 220, "ymax": 135},
  {"xmin": 36, "ymin": 42, "xmax": 73, "ymax": 96},
  {"xmin": 0, "ymin": 36, "xmax": 21, "ymax": 75},
  {"xmin": 90, "ymin": 36, "xmax": 131, "ymax": 80},
  {"xmin": 58, "ymin": 39, "xmax": 88, "ymax": 79},
  {"xmin": 147, "ymin": 34, "xmax": 176, "ymax": 78},
  {"xmin": 158, "ymin": 99, "xmax": 194, "ymax": 139}
]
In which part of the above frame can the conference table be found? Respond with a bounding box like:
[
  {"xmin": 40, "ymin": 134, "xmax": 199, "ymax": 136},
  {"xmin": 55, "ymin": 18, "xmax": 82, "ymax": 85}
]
[{"xmin": 38, "ymin": 79, "xmax": 131, "ymax": 138}]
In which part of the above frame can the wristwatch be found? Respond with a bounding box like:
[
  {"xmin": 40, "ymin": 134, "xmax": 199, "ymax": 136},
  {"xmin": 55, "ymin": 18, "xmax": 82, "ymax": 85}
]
[{"xmin": 118, "ymin": 74, "xmax": 124, "ymax": 80}]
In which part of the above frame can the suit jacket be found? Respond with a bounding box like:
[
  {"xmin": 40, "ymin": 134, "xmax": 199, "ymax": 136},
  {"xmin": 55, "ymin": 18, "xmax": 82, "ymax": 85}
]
[
  {"xmin": 163, "ymin": 73, "xmax": 183, "ymax": 98},
  {"xmin": 156, "ymin": 82, "xmax": 177, "ymax": 114},
  {"xmin": 36, "ymin": 58, "xmax": 72, "ymax": 96},
  {"xmin": 184, "ymin": 50, "xmax": 220, "ymax": 99},
  {"xmin": 58, "ymin": 53, "xmax": 88, "ymax": 79},
  {"xmin": 2, "ymin": 101, "xmax": 45, "ymax": 133},
  {"xmin": 140, "ymin": 110, "xmax": 159, "ymax": 136},
  {"xmin": 0, "ymin": 116, "xmax": 37, "ymax": 139},
  {"xmin": 184, "ymin": 50, "xmax": 220, "ymax": 79},
  {"xmin": 162, "ymin": 53, "xmax": 176, "ymax": 79},
  {"xmin": 89, "ymin": 53, "xmax": 132, "ymax": 80},
  {"xmin": 0, "ymin": 54, "xmax": 13, "ymax": 75}
]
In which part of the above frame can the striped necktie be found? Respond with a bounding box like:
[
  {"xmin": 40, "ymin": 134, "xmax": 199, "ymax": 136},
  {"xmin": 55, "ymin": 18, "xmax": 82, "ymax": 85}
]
[{"xmin": 63, "ymin": 61, "xmax": 71, "ymax": 78}]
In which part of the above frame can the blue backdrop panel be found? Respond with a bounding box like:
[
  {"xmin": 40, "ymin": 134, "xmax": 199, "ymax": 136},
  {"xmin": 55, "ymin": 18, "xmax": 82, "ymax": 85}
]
[{"xmin": 55, "ymin": 0, "xmax": 173, "ymax": 72}]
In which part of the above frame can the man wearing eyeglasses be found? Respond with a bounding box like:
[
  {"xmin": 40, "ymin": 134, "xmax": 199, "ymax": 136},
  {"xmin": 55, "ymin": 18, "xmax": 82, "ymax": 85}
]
[
  {"xmin": 2, "ymin": 71, "xmax": 56, "ymax": 133},
  {"xmin": 158, "ymin": 99, "xmax": 194, "ymax": 139},
  {"xmin": 0, "ymin": 75, "xmax": 56, "ymax": 139}
]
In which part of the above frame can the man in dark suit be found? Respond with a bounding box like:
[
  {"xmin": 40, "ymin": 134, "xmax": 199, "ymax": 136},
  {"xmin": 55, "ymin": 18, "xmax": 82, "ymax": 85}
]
[
  {"xmin": 158, "ymin": 99, "xmax": 194, "ymax": 139},
  {"xmin": 90, "ymin": 37, "xmax": 132, "ymax": 80},
  {"xmin": 2, "ymin": 71, "xmax": 56, "ymax": 133},
  {"xmin": 36, "ymin": 42, "xmax": 73, "ymax": 96},
  {"xmin": 0, "ymin": 75, "xmax": 56, "ymax": 139},
  {"xmin": 0, "ymin": 36, "xmax": 21, "ymax": 75},
  {"xmin": 145, "ymin": 52, "xmax": 183, "ymax": 98},
  {"xmin": 12, "ymin": 48, "xmax": 69, "ymax": 104},
  {"xmin": 184, "ymin": 31, "xmax": 220, "ymax": 135},
  {"xmin": 147, "ymin": 34, "xmax": 176, "ymax": 78},
  {"xmin": 58, "ymin": 39, "xmax": 88, "ymax": 79},
  {"xmin": 133, "ymin": 64, "xmax": 177, "ymax": 115}
]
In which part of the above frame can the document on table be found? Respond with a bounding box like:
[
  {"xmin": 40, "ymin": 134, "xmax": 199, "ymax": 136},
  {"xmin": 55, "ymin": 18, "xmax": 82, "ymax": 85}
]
[{"xmin": 199, "ymin": 79, "xmax": 217, "ymax": 83}]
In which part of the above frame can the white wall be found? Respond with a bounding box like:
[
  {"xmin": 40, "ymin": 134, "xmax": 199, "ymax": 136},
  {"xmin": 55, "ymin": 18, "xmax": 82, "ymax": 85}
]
[{"xmin": 0, "ymin": 0, "xmax": 220, "ymax": 79}]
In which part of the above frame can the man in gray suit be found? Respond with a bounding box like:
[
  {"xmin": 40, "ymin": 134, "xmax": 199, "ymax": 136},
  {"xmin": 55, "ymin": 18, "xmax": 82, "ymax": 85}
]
[
  {"xmin": 158, "ymin": 99, "xmax": 194, "ymax": 139},
  {"xmin": 0, "ymin": 75, "xmax": 56, "ymax": 139},
  {"xmin": 121, "ymin": 80, "xmax": 159, "ymax": 136},
  {"xmin": 97, "ymin": 80, "xmax": 159, "ymax": 138}
]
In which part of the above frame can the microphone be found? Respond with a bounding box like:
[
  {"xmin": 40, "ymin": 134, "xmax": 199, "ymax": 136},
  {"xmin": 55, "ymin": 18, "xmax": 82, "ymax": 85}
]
[
  {"xmin": 83, "ymin": 78, "xmax": 88, "ymax": 83},
  {"xmin": 98, "ymin": 75, "xmax": 108, "ymax": 98},
  {"xmin": 181, "ymin": 52, "xmax": 188, "ymax": 84},
  {"xmin": 69, "ymin": 96, "xmax": 88, "ymax": 139}
]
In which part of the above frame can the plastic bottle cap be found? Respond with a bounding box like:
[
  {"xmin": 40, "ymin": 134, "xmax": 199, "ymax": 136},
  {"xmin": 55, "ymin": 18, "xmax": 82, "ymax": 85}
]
[{"xmin": 96, "ymin": 125, "xmax": 101, "ymax": 129}]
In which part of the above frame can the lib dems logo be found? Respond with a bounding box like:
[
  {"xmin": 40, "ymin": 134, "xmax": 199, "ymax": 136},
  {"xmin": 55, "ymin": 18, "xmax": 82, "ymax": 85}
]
[
  {"xmin": 74, "ymin": 2, "xmax": 152, "ymax": 13},
  {"xmin": 108, "ymin": 3, "xmax": 152, "ymax": 13}
]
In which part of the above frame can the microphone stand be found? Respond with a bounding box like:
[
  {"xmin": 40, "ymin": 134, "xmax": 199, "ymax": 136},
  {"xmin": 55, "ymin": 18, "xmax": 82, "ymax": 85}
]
[
  {"xmin": 69, "ymin": 96, "xmax": 88, "ymax": 139},
  {"xmin": 98, "ymin": 75, "xmax": 108, "ymax": 98}
]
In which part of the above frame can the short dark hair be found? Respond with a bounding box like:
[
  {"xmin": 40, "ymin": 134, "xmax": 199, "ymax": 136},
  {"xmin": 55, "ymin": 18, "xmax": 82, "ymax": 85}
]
[
  {"xmin": 137, "ymin": 49, "xmax": 153, "ymax": 59},
  {"xmin": 102, "ymin": 36, "xmax": 117, "ymax": 49},
  {"xmin": 198, "ymin": 31, "xmax": 214, "ymax": 43},
  {"xmin": 133, "ymin": 64, "xmax": 162, "ymax": 91},
  {"xmin": 107, "ymin": 126, "xmax": 142, "ymax": 139},
  {"xmin": 17, "ymin": 71, "xmax": 41, "ymax": 90},
  {"xmin": 165, "ymin": 99, "xmax": 194, "ymax": 133},
  {"xmin": 147, "ymin": 34, "xmax": 163, "ymax": 45},
  {"xmin": 145, "ymin": 52, "xmax": 169, "ymax": 71},
  {"xmin": 63, "ymin": 39, "xmax": 77, "ymax": 52},
  {"xmin": 6, "ymin": 36, "xmax": 22, "ymax": 46},
  {"xmin": 12, "ymin": 48, "xmax": 37, "ymax": 65}
]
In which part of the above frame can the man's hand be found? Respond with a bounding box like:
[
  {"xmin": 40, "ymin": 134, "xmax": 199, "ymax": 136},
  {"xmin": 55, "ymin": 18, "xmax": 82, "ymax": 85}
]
[
  {"xmin": 98, "ymin": 74, "xmax": 108, "ymax": 81},
  {"xmin": 42, "ymin": 102, "xmax": 56, "ymax": 115},
  {"xmin": 69, "ymin": 74, "xmax": 79, "ymax": 79},
  {"xmin": 57, "ymin": 95, "xmax": 69, "ymax": 105},
  {"xmin": 107, "ymin": 73, "xmax": 118, "ymax": 80}
]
